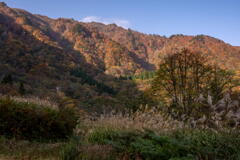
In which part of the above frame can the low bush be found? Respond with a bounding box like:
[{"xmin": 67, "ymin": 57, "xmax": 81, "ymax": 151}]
[
  {"xmin": 61, "ymin": 136, "xmax": 82, "ymax": 160},
  {"xmin": 61, "ymin": 136, "xmax": 117, "ymax": 160},
  {"xmin": 0, "ymin": 97, "xmax": 78, "ymax": 140},
  {"xmin": 87, "ymin": 128, "xmax": 240, "ymax": 160},
  {"xmin": 0, "ymin": 136, "xmax": 63, "ymax": 159}
]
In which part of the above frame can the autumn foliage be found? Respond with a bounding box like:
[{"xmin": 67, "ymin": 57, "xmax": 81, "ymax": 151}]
[{"xmin": 151, "ymin": 48, "xmax": 236, "ymax": 121}]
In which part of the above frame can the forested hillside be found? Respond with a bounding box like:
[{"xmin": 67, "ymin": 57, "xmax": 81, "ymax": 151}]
[
  {"xmin": 1, "ymin": 2, "xmax": 240, "ymax": 159},
  {"xmin": 0, "ymin": 2, "xmax": 240, "ymax": 109}
]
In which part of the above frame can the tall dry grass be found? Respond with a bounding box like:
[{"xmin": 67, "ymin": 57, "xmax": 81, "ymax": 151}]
[
  {"xmin": 75, "ymin": 93, "xmax": 240, "ymax": 138},
  {"xmin": 0, "ymin": 94, "xmax": 59, "ymax": 110},
  {"xmin": 74, "ymin": 106, "xmax": 186, "ymax": 137}
]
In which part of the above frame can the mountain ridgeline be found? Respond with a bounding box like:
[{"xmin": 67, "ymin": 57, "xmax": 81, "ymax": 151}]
[{"xmin": 0, "ymin": 2, "xmax": 240, "ymax": 103}]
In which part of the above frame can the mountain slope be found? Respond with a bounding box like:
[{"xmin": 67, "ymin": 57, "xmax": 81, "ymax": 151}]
[
  {"xmin": 1, "ymin": 2, "xmax": 239, "ymax": 76},
  {"xmin": 85, "ymin": 22, "xmax": 240, "ymax": 70},
  {"xmin": 0, "ymin": 2, "xmax": 239, "ymax": 100},
  {"xmin": 0, "ymin": 2, "xmax": 118, "ymax": 100}
]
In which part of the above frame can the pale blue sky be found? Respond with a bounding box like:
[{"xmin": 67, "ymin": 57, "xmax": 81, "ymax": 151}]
[{"xmin": 2, "ymin": 0, "xmax": 240, "ymax": 46}]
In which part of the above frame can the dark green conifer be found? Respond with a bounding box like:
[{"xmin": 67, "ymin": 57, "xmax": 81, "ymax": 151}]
[
  {"xmin": 19, "ymin": 82, "xmax": 26, "ymax": 95},
  {"xmin": 1, "ymin": 74, "xmax": 13, "ymax": 84}
]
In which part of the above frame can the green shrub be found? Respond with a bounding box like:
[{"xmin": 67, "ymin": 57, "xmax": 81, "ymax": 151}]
[
  {"xmin": 61, "ymin": 135, "xmax": 118, "ymax": 160},
  {"xmin": 61, "ymin": 136, "xmax": 81, "ymax": 160},
  {"xmin": 0, "ymin": 97, "xmax": 78, "ymax": 140},
  {"xmin": 0, "ymin": 135, "xmax": 64, "ymax": 159},
  {"xmin": 88, "ymin": 128, "xmax": 240, "ymax": 160},
  {"xmin": 87, "ymin": 128, "xmax": 119, "ymax": 145},
  {"xmin": 171, "ymin": 129, "xmax": 240, "ymax": 160}
]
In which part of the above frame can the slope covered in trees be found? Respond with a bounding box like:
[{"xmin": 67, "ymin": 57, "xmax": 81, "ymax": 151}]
[
  {"xmin": 1, "ymin": 2, "xmax": 240, "ymax": 77},
  {"xmin": 85, "ymin": 23, "xmax": 240, "ymax": 71},
  {"xmin": 0, "ymin": 2, "xmax": 240, "ymax": 109},
  {"xmin": 0, "ymin": 3, "xmax": 240, "ymax": 159}
]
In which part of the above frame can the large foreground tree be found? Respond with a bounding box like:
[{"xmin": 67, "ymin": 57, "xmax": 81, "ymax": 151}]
[{"xmin": 152, "ymin": 48, "xmax": 235, "ymax": 119}]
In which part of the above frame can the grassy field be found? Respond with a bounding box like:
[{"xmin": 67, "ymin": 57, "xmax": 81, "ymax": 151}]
[
  {"xmin": 0, "ymin": 136, "xmax": 64, "ymax": 160},
  {"xmin": 0, "ymin": 96, "xmax": 240, "ymax": 160}
]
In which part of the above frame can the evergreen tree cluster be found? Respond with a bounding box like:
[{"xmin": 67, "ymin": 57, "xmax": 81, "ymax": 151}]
[
  {"xmin": 70, "ymin": 68, "xmax": 116, "ymax": 95},
  {"xmin": 1, "ymin": 73, "xmax": 13, "ymax": 84},
  {"xmin": 1, "ymin": 73, "xmax": 26, "ymax": 95},
  {"xmin": 119, "ymin": 71, "xmax": 156, "ymax": 80}
]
